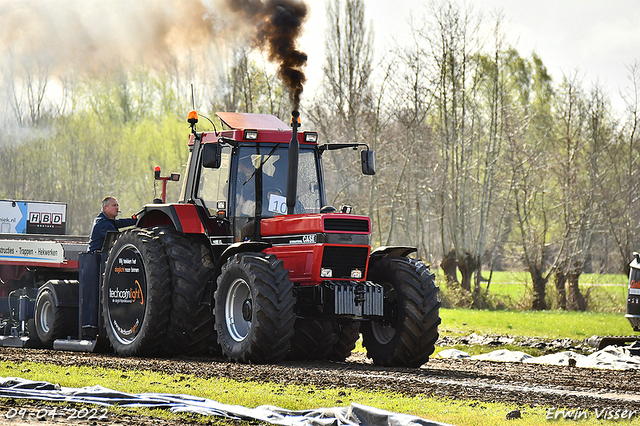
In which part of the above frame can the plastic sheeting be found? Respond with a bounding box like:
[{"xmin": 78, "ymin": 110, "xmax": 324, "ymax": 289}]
[
  {"xmin": 438, "ymin": 345, "xmax": 640, "ymax": 370},
  {"xmin": 0, "ymin": 376, "xmax": 452, "ymax": 426}
]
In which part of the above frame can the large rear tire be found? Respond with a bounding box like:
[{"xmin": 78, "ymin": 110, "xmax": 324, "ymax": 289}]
[
  {"xmin": 287, "ymin": 320, "xmax": 360, "ymax": 362},
  {"xmin": 214, "ymin": 253, "xmax": 295, "ymax": 363},
  {"xmin": 156, "ymin": 228, "xmax": 218, "ymax": 356},
  {"xmin": 102, "ymin": 228, "xmax": 172, "ymax": 356},
  {"xmin": 361, "ymin": 257, "xmax": 440, "ymax": 367},
  {"xmin": 287, "ymin": 319, "xmax": 337, "ymax": 361},
  {"xmin": 330, "ymin": 321, "xmax": 360, "ymax": 362},
  {"xmin": 34, "ymin": 290, "xmax": 77, "ymax": 346}
]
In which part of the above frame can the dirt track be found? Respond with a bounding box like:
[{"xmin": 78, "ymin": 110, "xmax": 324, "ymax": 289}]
[{"xmin": 0, "ymin": 345, "xmax": 640, "ymax": 425}]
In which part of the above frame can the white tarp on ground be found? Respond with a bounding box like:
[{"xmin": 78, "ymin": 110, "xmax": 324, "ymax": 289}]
[
  {"xmin": 438, "ymin": 345, "xmax": 640, "ymax": 370},
  {"xmin": 0, "ymin": 376, "xmax": 452, "ymax": 426}
]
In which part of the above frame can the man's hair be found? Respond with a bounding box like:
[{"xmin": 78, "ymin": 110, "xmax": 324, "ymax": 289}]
[{"xmin": 102, "ymin": 196, "xmax": 116, "ymax": 209}]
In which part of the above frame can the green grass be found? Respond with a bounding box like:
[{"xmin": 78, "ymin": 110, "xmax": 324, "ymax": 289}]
[
  {"xmin": 435, "ymin": 270, "xmax": 629, "ymax": 312},
  {"xmin": 436, "ymin": 270, "xmax": 628, "ymax": 286},
  {"xmin": 439, "ymin": 308, "xmax": 631, "ymax": 339},
  {"xmin": 0, "ymin": 360, "xmax": 633, "ymax": 426},
  {"xmin": 351, "ymin": 308, "xmax": 632, "ymax": 357}
]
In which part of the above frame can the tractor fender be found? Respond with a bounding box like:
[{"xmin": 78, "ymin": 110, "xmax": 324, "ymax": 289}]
[
  {"xmin": 369, "ymin": 246, "xmax": 417, "ymax": 264},
  {"xmin": 214, "ymin": 242, "xmax": 272, "ymax": 278},
  {"xmin": 136, "ymin": 204, "xmax": 206, "ymax": 234},
  {"xmin": 38, "ymin": 280, "xmax": 79, "ymax": 308}
]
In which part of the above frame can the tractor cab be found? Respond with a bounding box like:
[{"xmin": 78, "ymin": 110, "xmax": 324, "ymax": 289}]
[
  {"xmin": 178, "ymin": 111, "xmax": 369, "ymax": 245},
  {"xmin": 196, "ymin": 137, "xmax": 323, "ymax": 242}
]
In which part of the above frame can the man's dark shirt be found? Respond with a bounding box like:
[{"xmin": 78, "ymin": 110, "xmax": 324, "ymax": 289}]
[{"xmin": 88, "ymin": 211, "xmax": 137, "ymax": 252}]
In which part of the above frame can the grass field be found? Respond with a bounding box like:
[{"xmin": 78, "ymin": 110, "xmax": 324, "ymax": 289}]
[
  {"xmin": 431, "ymin": 307, "xmax": 634, "ymax": 357},
  {"xmin": 435, "ymin": 270, "xmax": 629, "ymax": 313},
  {"xmin": 439, "ymin": 307, "xmax": 631, "ymax": 339}
]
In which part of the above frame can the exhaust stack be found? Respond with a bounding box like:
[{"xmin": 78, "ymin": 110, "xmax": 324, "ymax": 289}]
[{"xmin": 286, "ymin": 111, "xmax": 300, "ymax": 215}]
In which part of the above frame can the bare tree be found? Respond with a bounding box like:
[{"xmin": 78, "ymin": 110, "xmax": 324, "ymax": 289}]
[
  {"xmin": 382, "ymin": 25, "xmax": 436, "ymax": 260},
  {"xmin": 603, "ymin": 62, "xmax": 640, "ymax": 274},
  {"xmin": 308, "ymin": 0, "xmax": 374, "ymax": 214},
  {"xmin": 420, "ymin": 1, "xmax": 509, "ymax": 297},
  {"xmin": 551, "ymin": 76, "xmax": 612, "ymax": 310},
  {"xmin": 419, "ymin": 0, "xmax": 481, "ymax": 289},
  {"xmin": 1, "ymin": 55, "xmax": 55, "ymax": 127},
  {"xmin": 506, "ymin": 52, "xmax": 556, "ymax": 309}
]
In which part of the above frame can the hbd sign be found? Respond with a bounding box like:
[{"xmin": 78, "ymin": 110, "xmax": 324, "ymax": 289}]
[
  {"xmin": 0, "ymin": 200, "xmax": 67, "ymax": 235},
  {"xmin": 29, "ymin": 212, "xmax": 64, "ymax": 226},
  {"xmin": 26, "ymin": 203, "xmax": 66, "ymax": 234}
]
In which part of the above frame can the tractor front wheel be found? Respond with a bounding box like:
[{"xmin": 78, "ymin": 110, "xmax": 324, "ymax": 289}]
[
  {"xmin": 214, "ymin": 253, "xmax": 295, "ymax": 363},
  {"xmin": 362, "ymin": 256, "xmax": 440, "ymax": 367}
]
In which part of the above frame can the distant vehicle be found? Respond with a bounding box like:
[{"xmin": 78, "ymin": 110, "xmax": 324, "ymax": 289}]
[{"xmin": 627, "ymin": 253, "xmax": 640, "ymax": 331}]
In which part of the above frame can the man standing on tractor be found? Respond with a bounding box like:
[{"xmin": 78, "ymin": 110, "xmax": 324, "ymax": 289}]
[{"xmin": 88, "ymin": 196, "xmax": 137, "ymax": 252}]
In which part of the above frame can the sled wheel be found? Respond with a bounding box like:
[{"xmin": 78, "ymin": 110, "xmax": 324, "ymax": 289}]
[
  {"xmin": 287, "ymin": 319, "xmax": 337, "ymax": 361},
  {"xmin": 330, "ymin": 321, "xmax": 361, "ymax": 361},
  {"xmin": 34, "ymin": 290, "xmax": 77, "ymax": 346}
]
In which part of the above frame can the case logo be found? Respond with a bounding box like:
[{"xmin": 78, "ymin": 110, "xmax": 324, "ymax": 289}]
[{"xmin": 289, "ymin": 234, "xmax": 316, "ymax": 244}]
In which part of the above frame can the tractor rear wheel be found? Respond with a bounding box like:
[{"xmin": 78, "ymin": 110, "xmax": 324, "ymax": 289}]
[
  {"xmin": 287, "ymin": 320, "xmax": 360, "ymax": 362},
  {"xmin": 156, "ymin": 228, "xmax": 218, "ymax": 356},
  {"xmin": 34, "ymin": 290, "xmax": 77, "ymax": 346},
  {"xmin": 102, "ymin": 228, "xmax": 172, "ymax": 356},
  {"xmin": 214, "ymin": 253, "xmax": 295, "ymax": 363},
  {"xmin": 329, "ymin": 321, "xmax": 360, "ymax": 361},
  {"xmin": 287, "ymin": 319, "xmax": 337, "ymax": 361},
  {"xmin": 361, "ymin": 256, "xmax": 440, "ymax": 367}
]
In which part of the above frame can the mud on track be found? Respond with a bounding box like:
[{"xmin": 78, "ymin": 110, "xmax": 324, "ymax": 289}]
[{"xmin": 0, "ymin": 347, "xmax": 639, "ymax": 424}]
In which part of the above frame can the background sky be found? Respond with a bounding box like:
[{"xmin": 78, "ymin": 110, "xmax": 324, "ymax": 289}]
[{"xmin": 299, "ymin": 0, "xmax": 640, "ymax": 114}]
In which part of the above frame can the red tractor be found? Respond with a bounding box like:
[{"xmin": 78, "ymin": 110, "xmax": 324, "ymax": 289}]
[{"xmin": 101, "ymin": 110, "xmax": 441, "ymax": 367}]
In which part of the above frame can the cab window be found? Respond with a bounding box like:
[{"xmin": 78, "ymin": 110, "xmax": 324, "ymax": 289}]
[{"xmin": 198, "ymin": 145, "xmax": 231, "ymax": 216}]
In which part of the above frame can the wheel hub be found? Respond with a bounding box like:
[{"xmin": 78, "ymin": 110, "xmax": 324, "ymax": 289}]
[
  {"xmin": 40, "ymin": 300, "xmax": 52, "ymax": 333},
  {"xmin": 225, "ymin": 278, "xmax": 252, "ymax": 342},
  {"xmin": 242, "ymin": 299, "xmax": 252, "ymax": 322}
]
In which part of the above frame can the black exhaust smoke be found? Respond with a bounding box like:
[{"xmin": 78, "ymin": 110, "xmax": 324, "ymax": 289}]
[
  {"xmin": 1, "ymin": 0, "xmax": 308, "ymax": 109},
  {"xmin": 226, "ymin": 0, "xmax": 308, "ymax": 110}
]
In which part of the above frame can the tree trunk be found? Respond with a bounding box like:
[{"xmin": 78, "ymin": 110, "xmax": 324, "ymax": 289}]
[
  {"xmin": 440, "ymin": 249, "xmax": 458, "ymax": 286},
  {"xmin": 530, "ymin": 268, "xmax": 548, "ymax": 310},
  {"xmin": 554, "ymin": 271, "xmax": 567, "ymax": 310},
  {"xmin": 457, "ymin": 251, "xmax": 479, "ymax": 292},
  {"xmin": 566, "ymin": 272, "xmax": 587, "ymax": 311}
]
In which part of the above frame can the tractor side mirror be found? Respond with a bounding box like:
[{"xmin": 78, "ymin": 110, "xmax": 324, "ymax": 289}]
[
  {"xmin": 361, "ymin": 149, "xmax": 376, "ymax": 175},
  {"xmin": 202, "ymin": 143, "xmax": 222, "ymax": 169}
]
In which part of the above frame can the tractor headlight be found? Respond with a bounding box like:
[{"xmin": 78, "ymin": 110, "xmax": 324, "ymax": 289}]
[
  {"xmin": 244, "ymin": 130, "xmax": 259, "ymax": 140},
  {"xmin": 350, "ymin": 269, "xmax": 363, "ymax": 279},
  {"xmin": 304, "ymin": 132, "xmax": 318, "ymax": 143},
  {"xmin": 320, "ymin": 268, "xmax": 333, "ymax": 278}
]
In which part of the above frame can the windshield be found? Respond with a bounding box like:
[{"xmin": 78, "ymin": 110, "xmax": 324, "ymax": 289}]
[{"xmin": 235, "ymin": 146, "xmax": 321, "ymax": 217}]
